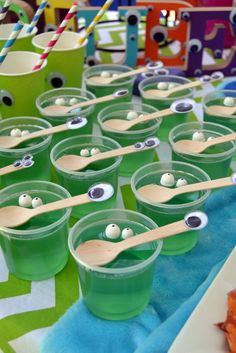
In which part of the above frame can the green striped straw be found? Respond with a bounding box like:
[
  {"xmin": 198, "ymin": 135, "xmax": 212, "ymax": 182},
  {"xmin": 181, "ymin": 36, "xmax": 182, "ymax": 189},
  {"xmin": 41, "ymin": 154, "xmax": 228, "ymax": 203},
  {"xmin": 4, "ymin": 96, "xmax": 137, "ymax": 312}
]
[{"xmin": 0, "ymin": 21, "xmax": 24, "ymax": 64}]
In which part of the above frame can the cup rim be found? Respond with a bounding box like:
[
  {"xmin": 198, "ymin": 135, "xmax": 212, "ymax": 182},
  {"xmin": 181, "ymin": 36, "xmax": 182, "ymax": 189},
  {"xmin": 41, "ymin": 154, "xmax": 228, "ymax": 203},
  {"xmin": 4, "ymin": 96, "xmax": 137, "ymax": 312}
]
[
  {"xmin": 203, "ymin": 89, "xmax": 236, "ymax": 120},
  {"xmin": 0, "ymin": 116, "xmax": 52, "ymax": 153},
  {"xmin": 97, "ymin": 102, "xmax": 162, "ymax": 135},
  {"xmin": 68, "ymin": 208, "xmax": 163, "ymax": 273},
  {"xmin": 0, "ymin": 23, "xmax": 38, "ymax": 39},
  {"xmin": 131, "ymin": 160, "xmax": 211, "ymax": 209},
  {"xmin": 169, "ymin": 121, "xmax": 236, "ymax": 158},
  {"xmin": 32, "ymin": 31, "xmax": 88, "ymax": 52},
  {"xmin": 138, "ymin": 74, "xmax": 193, "ymax": 101},
  {"xmin": 0, "ymin": 180, "xmax": 71, "ymax": 237},
  {"xmin": 50, "ymin": 134, "xmax": 122, "ymax": 176}
]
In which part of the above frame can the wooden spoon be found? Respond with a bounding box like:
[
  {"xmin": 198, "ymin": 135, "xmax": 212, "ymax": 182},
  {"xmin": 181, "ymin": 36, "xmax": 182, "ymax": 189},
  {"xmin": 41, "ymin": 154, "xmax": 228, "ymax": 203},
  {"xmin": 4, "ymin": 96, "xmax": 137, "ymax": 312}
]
[
  {"xmin": 173, "ymin": 131, "xmax": 236, "ymax": 155},
  {"xmin": 86, "ymin": 62, "xmax": 162, "ymax": 85},
  {"xmin": 0, "ymin": 156, "xmax": 34, "ymax": 176},
  {"xmin": 206, "ymin": 105, "xmax": 236, "ymax": 117},
  {"xmin": 137, "ymin": 174, "xmax": 236, "ymax": 204},
  {"xmin": 0, "ymin": 117, "xmax": 87, "ymax": 149},
  {"xmin": 103, "ymin": 98, "xmax": 195, "ymax": 131},
  {"xmin": 56, "ymin": 138, "xmax": 160, "ymax": 171},
  {"xmin": 42, "ymin": 89, "xmax": 129, "ymax": 116},
  {"xmin": 76, "ymin": 212, "xmax": 208, "ymax": 266},
  {"xmin": 0, "ymin": 183, "xmax": 114, "ymax": 228}
]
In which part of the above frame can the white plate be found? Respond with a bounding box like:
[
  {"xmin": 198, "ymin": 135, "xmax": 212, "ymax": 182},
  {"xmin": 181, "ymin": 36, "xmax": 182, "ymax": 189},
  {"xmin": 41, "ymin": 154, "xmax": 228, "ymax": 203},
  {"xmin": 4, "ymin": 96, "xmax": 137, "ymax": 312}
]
[{"xmin": 169, "ymin": 247, "xmax": 236, "ymax": 353}]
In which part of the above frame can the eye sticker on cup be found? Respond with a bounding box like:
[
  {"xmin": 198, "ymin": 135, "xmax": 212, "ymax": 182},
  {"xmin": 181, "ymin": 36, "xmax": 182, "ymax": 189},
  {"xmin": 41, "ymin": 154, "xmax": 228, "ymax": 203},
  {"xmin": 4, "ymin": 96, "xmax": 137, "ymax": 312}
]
[
  {"xmin": 170, "ymin": 99, "xmax": 196, "ymax": 114},
  {"xmin": 134, "ymin": 142, "xmax": 145, "ymax": 150},
  {"xmin": 47, "ymin": 72, "xmax": 65, "ymax": 89},
  {"xmin": 154, "ymin": 68, "xmax": 169, "ymax": 76},
  {"xmin": 0, "ymin": 90, "xmax": 14, "ymax": 106},
  {"xmin": 184, "ymin": 211, "xmax": 208, "ymax": 230},
  {"xmin": 146, "ymin": 61, "xmax": 164, "ymax": 71},
  {"xmin": 114, "ymin": 89, "xmax": 129, "ymax": 98},
  {"xmin": 145, "ymin": 137, "xmax": 160, "ymax": 148},
  {"xmin": 199, "ymin": 75, "xmax": 212, "ymax": 83},
  {"xmin": 66, "ymin": 117, "xmax": 87, "ymax": 130},
  {"xmin": 211, "ymin": 71, "xmax": 224, "ymax": 81},
  {"xmin": 88, "ymin": 183, "xmax": 114, "ymax": 202}
]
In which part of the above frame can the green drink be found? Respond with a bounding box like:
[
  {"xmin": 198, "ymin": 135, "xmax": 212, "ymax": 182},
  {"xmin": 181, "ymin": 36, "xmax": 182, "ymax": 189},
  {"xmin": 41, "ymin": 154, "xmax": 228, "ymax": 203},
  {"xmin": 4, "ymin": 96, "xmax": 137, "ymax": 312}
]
[
  {"xmin": 169, "ymin": 122, "xmax": 236, "ymax": 179},
  {"xmin": 69, "ymin": 209, "xmax": 162, "ymax": 320},
  {"xmin": 0, "ymin": 181, "xmax": 71, "ymax": 280},
  {"xmin": 51, "ymin": 135, "xmax": 122, "ymax": 219},
  {"xmin": 139, "ymin": 75, "xmax": 194, "ymax": 140},
  {"xmin": 36, "ymin": 88, "xmax": 95, "ymax": 147},
  {"xmin": 0, "ymin": 117, "xmax": 52, "ymax": 188},
  {"xmin": 98, "ymin": 102, "xmax": 161, "ymax": 177},
  {"xmin": 83, "ymin": 64, "xmax": 135, "ymax": 122},
  {"xmin": 131, "ymin": 161, "xmax": 210, "ymax": 255},
  {"xmin": 0, "ymin": 23, "xmax": 37, "ymax": 52}
]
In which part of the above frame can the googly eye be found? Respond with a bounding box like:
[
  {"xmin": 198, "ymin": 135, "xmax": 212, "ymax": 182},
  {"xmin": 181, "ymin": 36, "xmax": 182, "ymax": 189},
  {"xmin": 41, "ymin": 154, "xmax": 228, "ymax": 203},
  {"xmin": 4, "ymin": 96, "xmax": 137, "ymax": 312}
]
[
  {"xmin": 66, "ymin": 117, "xmax": 87, "ymax": 130},
  {"xmin": 141, "ymin": 72, "xmax": 154, "ymax": 79},
  {"xmin": 0, "ymin": 90, "xmax": 14, "ymax": 106},
  {"xmin": 47, "ymin": 72, "xmax": 65, "ymax": 88},
  {"xmin": 184, "ymin": 211, "xmax": 208, "ymax": 230},
  {"xmin": 199, "ymin": 75, "xmax": 211, "ymax": 83},
  {"xmin": 145, "ymin": 137, "xmax": 160, "ymax": 148},
  {"xmin": 121, "ymin": 227, "xmax": 134, "ymax": 239},
  {"xmin": 146, "ymin": 61, "xmax": 163, "ymax": 71},
  {"xmin": 154, "ymin": 68, "xmax": 169, "ymax": 76},
  {"xmin": 10, "ymin": 128, "xmax": 21, "ymax": 137},
  {"xmin": 231, "ymin": 172, "xmax": 236, "ymax": 184},
  {"xmin": 151, "ymin": 25, "xmax": 167, "ymax": 43},
  {"xmin": 18, "ymin": 194, "xmax": 32, "ymax": 208},
  {"xmin": 32, "ymin": 197, "xmax": 43, "ymax": 208},
  {"xmin": 13, "ymin": 160, "xmax": 23, "ymax": 168},
  {"xmin": 88, "ymin": 183, "xmax": 114, "ymax": 202},
  {"xmin": 134, "ymin": 142, "xmax": 145, "ymax": 150},
  {"xmin": 230, "ymin": 9, "xmax": 236, "ymax": 24},
  {"xmin": 170, "ymin": 99, "xmax": 195, "ymax": 114},
  {"xmin": 160, "ymin": 173, "xmax": 175, "ymax": 187},
  {"xmin": 22, "ymin": 154, "xmax": 33, "ymax": 162},
  {"xmin": 105, "ymin": 224, "xmax": 121, "ymax": 239},
  {"xmin": 114, "ymin": 89, "xmax": 129, "ymax": 98},
  {"xmin": 187, "ymin": 39, "xmax": 202, "ymax": 54},
  {"xmin": 211, "ymin": 71, "xmax": 224, "ymax": 81},
  {"xmin": 22, "ymin": 159, "xmax": 34, "ymax": 168}
]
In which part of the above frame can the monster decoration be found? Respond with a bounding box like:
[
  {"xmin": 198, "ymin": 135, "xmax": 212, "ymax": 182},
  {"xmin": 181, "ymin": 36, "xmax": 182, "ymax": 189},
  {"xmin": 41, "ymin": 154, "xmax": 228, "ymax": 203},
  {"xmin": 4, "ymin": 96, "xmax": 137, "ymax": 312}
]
[{"xmin": 0, "ymin": 0, "xmax": 34, "ymax": 23}]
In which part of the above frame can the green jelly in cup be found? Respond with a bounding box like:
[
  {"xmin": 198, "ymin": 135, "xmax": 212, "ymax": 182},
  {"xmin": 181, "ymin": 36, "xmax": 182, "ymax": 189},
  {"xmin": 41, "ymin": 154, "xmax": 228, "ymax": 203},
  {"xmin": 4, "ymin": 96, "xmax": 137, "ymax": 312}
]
[
  {"xmin": 131, "ymin": 161, "xmax": 210, "ymax": 255},
  {"xmin": 50, "ymin": 135, "xmax": 122, "ymax": 219},
  {"xmin": 0, "ymin": 51, "xmax": 47, "ymax": 118},
  {"xmin": 0, "ymin": 181, "xmax": 71, "ymax": 281},
  {"xmin": 169, "ymin": 122, "xmax": 236, "ymax": 179},
  {"xmin": 69, "ymin": 208, "xmax": 162, "ymax": 320},
  {"xmin": 32, "ymin": 31, "xmax": 87, "ymax": 90},
  {"xmin": 98, "ymin": 102, "xmax": 161, "ymax": 177},
  {"xmin": 36, "ymin": 88, "xmax": 95, "ymax": 146},
  {"xmin": 83, "ymin": 64, "xmax": 135, "ymax": 122},
  {"xmin": 0, "ymin": 117, "xmax": 52, "ymax": 188},
  {"xmin": 0, "ymin": 23, "xmax": 37, "ymax": 52},
  {"xmin": 139, "ymin": 75, "xmax": 194, "ymax": 140}
]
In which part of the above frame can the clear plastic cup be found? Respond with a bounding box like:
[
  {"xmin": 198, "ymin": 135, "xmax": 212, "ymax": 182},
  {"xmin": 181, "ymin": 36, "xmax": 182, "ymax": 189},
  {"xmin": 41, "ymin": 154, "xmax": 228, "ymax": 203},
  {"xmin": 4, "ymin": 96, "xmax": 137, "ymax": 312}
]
[
  {"xmin": 69, "ymin": 208, "xmax": 162, "ymax": 320},
  {"xmin": 139, "ymin": 75, "xmax": 194, "ymax": 140},
  {"xmin": 169, "ymin": 122, "xmax": 236, "ymax": 179},
  {"xmin": 36, "ymin": 87, "xmax": 95, "ymax": 146},
  {"xmin": 0, "ymin": 181, "xmax": 71, "ymax": 280},
  {"xmin": 50, "ymin": 135, "xmax": 122, "ymax": 219},
  {"xmin": 131, "ymin": 161, "xmax": 210, "ymax": 255},
  {"xmin": 98, "ymin": 102, "xmax": 161, "ymax": 177},
  {"xmin": 0, "ymin": 117, "xmax": 52, "ymax": 188},
  {"xmin": 0, "ymin": 23, "xmax": 37, "ymax": 52}
]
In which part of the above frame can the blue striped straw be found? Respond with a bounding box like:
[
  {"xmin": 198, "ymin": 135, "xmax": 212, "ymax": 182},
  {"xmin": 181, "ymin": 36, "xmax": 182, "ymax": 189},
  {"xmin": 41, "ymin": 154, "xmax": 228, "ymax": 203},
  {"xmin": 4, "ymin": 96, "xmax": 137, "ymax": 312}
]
[
  {"xmin": 0, "ymin": 21, "xmax": 24, "ymax": 64},
  {"xmin": 26, "ymin": 0, "xmax": 48, "ymax": 34},
  {"xmin": 0, "ymin": 0, "xmax": 13, "ymax": 24}
]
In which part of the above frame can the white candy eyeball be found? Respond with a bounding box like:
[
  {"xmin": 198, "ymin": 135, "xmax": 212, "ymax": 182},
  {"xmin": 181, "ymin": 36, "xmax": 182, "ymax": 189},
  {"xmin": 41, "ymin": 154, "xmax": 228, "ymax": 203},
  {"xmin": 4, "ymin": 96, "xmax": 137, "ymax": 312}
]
[
  {"xmin": 184, "ymin": 211, "xmax": 208, "ymax": 230},
  {"xmin": 223, "ymin": 97, "xmax": 235, "ymax": 107},
  {"xmin": 100, "ymin": 71, "xmax": 111, "ymax": 78},
  {"xmin": 105, "ymin": 224, "xmax": 121, "ymax": 239},
  {"xmin": 157, "ymin": 82, "xmax": 169, "ymax": 90},
  {"xmin": 192, "ymin": 131, "xmax": 205, "ymax": 142},
  {"xmin": 80, "ymin": 148, "xmax": 90, "ymax": 157},
  {"xmin": 10, "ymin": 128, "xmax": 22, "ymax": 137},
  {"xmin": 160, "ymin": 173, "xmax": 175, "ymax": 187},
  {"xmin": 32, "ymin": 197, "xmax": 43, "ymax": 208},
  {"xmin": 168, "ymin": 83, "xmax": 178, "ymax": 89},
  {"xmin": 69, "ymin": 98, "xmax": 78, "ymax": 106},
  {"xmin": 21, "ymin": 130, "xmax": 29, "ymax": 136},
  {"xmin": 126, "ymin": 111, "xmax": 138, "ymax": 120},
  {"xmin": 55, "ymin": 97, "xmax": 66, "ymax": 106},
  {"xmin": 121, "ymin": 227, "xmax": 134, "ymax": 239},
  {"xmin": 176, "ymin": 178, "xmax": 188, "ymax": 187},
  {"xmin": 112, "ymin": 73, "xmax": 119, "ymax": 78},
  {"xmin": 90, "ymin": 147, "xmax": 100, "ymax": 156},
  {"xmin": 207, "ymin": 136, "xmax": 215, "ymax": 141},
  {"xmin": 18, "ymin": 194, "xmax": 32, "ymax": 208}
]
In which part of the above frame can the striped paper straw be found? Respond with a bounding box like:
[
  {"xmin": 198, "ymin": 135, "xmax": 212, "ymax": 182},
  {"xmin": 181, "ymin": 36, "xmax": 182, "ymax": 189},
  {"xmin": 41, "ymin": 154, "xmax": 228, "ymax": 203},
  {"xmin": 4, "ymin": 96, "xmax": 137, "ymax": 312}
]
[
  {"xmin": 0, "ymin": 0, "xmax": 12, "ymax": 24},
  {"xmin": 0, "ymin": 21, "xmax": 23, "ymax": 64},
  {"xmin": 33, "ymin": 2, "xmax": 78, "ymax": 71},
  {"xmin": 26, "ymin": 0, "xmax": 48, "ymax": 34},
  {"xmin": 79, "ymin": 0, "xmax": 113, "ymax": 45}
]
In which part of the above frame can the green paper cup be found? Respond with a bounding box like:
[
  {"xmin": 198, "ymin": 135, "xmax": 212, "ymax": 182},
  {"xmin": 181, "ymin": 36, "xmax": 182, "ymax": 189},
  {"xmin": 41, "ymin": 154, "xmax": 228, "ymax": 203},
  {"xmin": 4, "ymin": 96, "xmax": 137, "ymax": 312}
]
[
  {"xmin": 0, "ymin": 51, "xmax": 47, "ymax": 118},
  {"xmin": 32, "ymin": 31, "xmax": 87, "ymax": 90},
  {"xmin": 0, "ymin": 181, "xmax": 71, "ymax": 281},
  {"xmin": 131, "ymin": 161, "xmax": 210, "ymax": 255},
  {"xmin": 0, "ymin": 23, "xmax": 38, "ymax": 52},
  {"xmin": 69, "ymin": 209, "xmax": 162, "ymax": 320}
]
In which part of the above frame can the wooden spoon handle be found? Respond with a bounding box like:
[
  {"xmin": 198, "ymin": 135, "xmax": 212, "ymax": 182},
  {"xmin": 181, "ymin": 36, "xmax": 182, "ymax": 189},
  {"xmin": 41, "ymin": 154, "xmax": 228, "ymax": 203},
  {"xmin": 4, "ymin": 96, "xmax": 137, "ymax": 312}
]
[
  {"xmin": 168, "ymin": 80, "xmax": 202, "ymax": 94},
  {"xmin": 69, "ymin": 94, "xmax": 115, "ymax": 110},
  {"xmin": 173, "ymin": 176, "xmax": 233, "ymax": 195},
  {"xmin": 111, "ymin": 67, "xmax": 147, "ymax": 81},
  {"xmin": 128, "ymin": 108, "xmax": 173, "ymax": 128},
  {"xmin": 206, "ymin": 132, "xmax": 236, "ymax": 147},
  {"xmin": 33, "ymin": 193, "xmax": 91, "ymax": 216},
  {"xmin": 0, "ymin": 164, "xmax": 22, "ymax": 176},
  {"xmin": 19, "ymin": 124, "xmax": 68, "ymax": 142}
]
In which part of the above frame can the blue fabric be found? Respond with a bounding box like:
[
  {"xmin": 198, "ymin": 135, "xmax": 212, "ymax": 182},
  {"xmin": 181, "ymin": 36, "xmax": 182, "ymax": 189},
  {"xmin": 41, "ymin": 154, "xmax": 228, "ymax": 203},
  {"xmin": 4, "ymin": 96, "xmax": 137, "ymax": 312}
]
[{"xmin": 41, "ymin": 186, "xmax": 236, "ymax": 353}]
